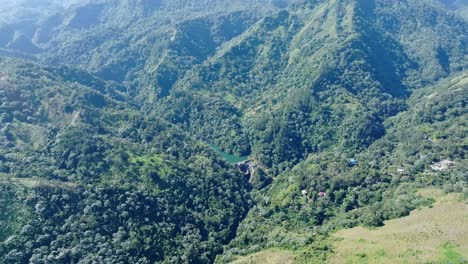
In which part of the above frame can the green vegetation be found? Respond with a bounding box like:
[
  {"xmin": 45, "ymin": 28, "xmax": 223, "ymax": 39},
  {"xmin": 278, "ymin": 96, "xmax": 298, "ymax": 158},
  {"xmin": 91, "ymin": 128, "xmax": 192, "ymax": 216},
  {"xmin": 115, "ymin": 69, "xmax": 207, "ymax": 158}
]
[
  {"xmin": 0, "ymin": 0, "xmax": 466, "ymax": 263},
  {"xmin": 330, "ymin": 191, "xmax": 468, "ymax": 264},
  {"xmin": 231, "ymin": 249, "xmax": 294, "ymax": 264},
  {"xmin": 0, "ymin": 59, "xmax": 251, "ymax": 263},
  {"xmin": 441, "ymin": 242, "xmax": 465, "ymax": 264}
]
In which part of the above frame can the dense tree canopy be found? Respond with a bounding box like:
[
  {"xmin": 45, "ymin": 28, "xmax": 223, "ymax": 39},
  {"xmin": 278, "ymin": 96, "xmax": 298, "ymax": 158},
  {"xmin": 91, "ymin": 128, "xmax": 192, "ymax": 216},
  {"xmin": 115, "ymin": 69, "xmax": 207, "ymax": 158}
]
[{"xmin": 0, "ymin": 0, "xmax": 466, "ymax": 263}]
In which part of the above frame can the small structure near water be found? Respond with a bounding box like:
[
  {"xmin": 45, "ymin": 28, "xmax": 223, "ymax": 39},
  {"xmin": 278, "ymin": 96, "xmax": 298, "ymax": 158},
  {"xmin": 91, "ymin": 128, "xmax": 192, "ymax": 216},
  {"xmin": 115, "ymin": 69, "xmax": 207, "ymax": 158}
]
[{"xmin": 235, "ymin": 160, "xmax": 257, "ymax": 181}]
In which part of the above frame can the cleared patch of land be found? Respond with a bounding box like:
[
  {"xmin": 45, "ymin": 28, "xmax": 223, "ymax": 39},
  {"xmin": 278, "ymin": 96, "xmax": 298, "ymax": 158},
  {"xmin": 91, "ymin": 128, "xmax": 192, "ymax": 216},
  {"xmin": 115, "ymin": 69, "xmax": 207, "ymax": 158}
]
[
  {"xmin": 329, "ymin": 189, "xmax": 468, "ymax": 264},
  {"xmin": 231, "ymin": 249, "xmax": 294, "ymax": 264},
  {"xmin": 0, "ymin": 175, "xmax": 78, "ymax": 189}
]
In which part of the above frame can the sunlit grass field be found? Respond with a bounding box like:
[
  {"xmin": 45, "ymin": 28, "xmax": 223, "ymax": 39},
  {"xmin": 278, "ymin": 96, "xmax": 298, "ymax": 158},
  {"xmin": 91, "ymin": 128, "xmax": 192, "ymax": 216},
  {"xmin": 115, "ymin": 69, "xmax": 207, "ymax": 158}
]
[
  {"xmin": 329, "ymin": 189, "xmax": 468, "ymax": 264},
  {"xmin": 230, "ymin": 189, "xmax": 468, "ymax": 264}
]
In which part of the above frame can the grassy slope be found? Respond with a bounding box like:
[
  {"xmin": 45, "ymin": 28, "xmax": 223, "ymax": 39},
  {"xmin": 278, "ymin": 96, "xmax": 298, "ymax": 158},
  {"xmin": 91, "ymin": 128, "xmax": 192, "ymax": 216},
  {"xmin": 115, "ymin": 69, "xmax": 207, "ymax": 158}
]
[
  {"xmin": 231, "ymin": 249, "xmax": 294, "ymax": 264},
  {"xmin": 229, "ymin": 189, "xmax": 468, "ymax": 264},
  {"xmin": 330, "ymin": 189, "xmax": 468, "ymax": 264}
]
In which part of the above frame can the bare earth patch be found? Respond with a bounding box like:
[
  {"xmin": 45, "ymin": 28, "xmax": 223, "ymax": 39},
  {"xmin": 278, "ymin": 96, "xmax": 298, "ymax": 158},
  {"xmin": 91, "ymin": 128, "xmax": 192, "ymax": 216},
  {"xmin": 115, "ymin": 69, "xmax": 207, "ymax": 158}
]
[{"xmin": 329, "ymin": 190, "xmax": 468, "ymax": 264}]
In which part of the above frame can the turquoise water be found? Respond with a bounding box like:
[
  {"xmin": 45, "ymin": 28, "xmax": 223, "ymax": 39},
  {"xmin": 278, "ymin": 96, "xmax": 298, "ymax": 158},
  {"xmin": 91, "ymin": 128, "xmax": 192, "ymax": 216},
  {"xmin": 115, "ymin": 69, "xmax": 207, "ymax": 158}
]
[{"xmin": 210, "ymin": 145, "xmax": 249, "ymax": 164}]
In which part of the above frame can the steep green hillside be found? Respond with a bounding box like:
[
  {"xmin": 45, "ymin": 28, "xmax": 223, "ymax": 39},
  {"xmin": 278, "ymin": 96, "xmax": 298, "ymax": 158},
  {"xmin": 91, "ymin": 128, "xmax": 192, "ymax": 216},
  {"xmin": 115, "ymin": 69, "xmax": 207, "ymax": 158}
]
[
  {"xmin": 0, "ymin": 0, "xmax": 466, "ymax": 263},
  {"xmin": 218, "ymin": 72, "xmax": 467, "ymax": 262},
  {"xmin": 156, "ymin": 0, "xmax": 467, "ymax": 173},
  {"xmin": 0, "ymin": 58, "xmax": 251, "ymax": 263}
]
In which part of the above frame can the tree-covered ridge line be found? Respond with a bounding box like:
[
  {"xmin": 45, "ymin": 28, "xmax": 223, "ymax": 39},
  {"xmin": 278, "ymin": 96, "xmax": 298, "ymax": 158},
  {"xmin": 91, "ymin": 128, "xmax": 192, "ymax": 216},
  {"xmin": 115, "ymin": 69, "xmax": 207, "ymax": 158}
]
[
  {"xmin": 0, "ymin": 0, "xmax": 299, "ymax": 94},
  {"xmin": 156, "ymin": 0, "xmax": 467, "ymax": 172},
  {"xmin": 0, "ymin": 0, "xmax": 466, "ymax": 263}
]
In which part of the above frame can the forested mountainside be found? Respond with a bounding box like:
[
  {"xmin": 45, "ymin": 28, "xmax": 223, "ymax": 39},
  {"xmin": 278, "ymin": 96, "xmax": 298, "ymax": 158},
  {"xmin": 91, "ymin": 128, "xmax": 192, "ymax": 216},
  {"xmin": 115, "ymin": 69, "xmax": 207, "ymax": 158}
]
[
  {"xmin": 0, "ymin": 58, "xmax": 252, "ymax": 263},
  {"xmin": 221, "ymin": 72, "xmax": 467, "ymax": 262},
  {"xmin": 0, "ymin": 0, "xmax": 467, "ymax": 263},
  {"xmin": 157, "ymin": 0, "xmax": 467, "ymax": 171}
]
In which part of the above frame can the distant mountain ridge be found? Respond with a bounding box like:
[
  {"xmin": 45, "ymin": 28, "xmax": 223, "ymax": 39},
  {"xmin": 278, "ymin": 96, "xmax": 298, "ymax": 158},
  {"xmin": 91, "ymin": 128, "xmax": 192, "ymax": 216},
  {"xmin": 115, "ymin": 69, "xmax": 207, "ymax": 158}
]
[
  {"xmin": 0, "ymin": 0, "xmax": 466, "ymax": 263},
  {"xmin": 152, "ymin": 0, "xmax": 466, "ymax": 166}
]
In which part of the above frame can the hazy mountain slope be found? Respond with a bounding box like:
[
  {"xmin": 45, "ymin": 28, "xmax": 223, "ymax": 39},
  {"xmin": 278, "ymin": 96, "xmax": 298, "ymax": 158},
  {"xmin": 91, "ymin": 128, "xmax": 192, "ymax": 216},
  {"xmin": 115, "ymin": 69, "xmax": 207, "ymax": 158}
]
[
  {"xmin": 0, "ymin": 0, "xmax": 300, "ymax": 86},
  {"xmin": 373, "ymin": 0, "xmax": 467, "ymax": 84},
  {"xmin": 440, "ymin": 0, "xmax": 468, "ymax": 19},
  {"xmin": 0, "ymin": 58, "xmax": 251, "ymax": 263}
]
